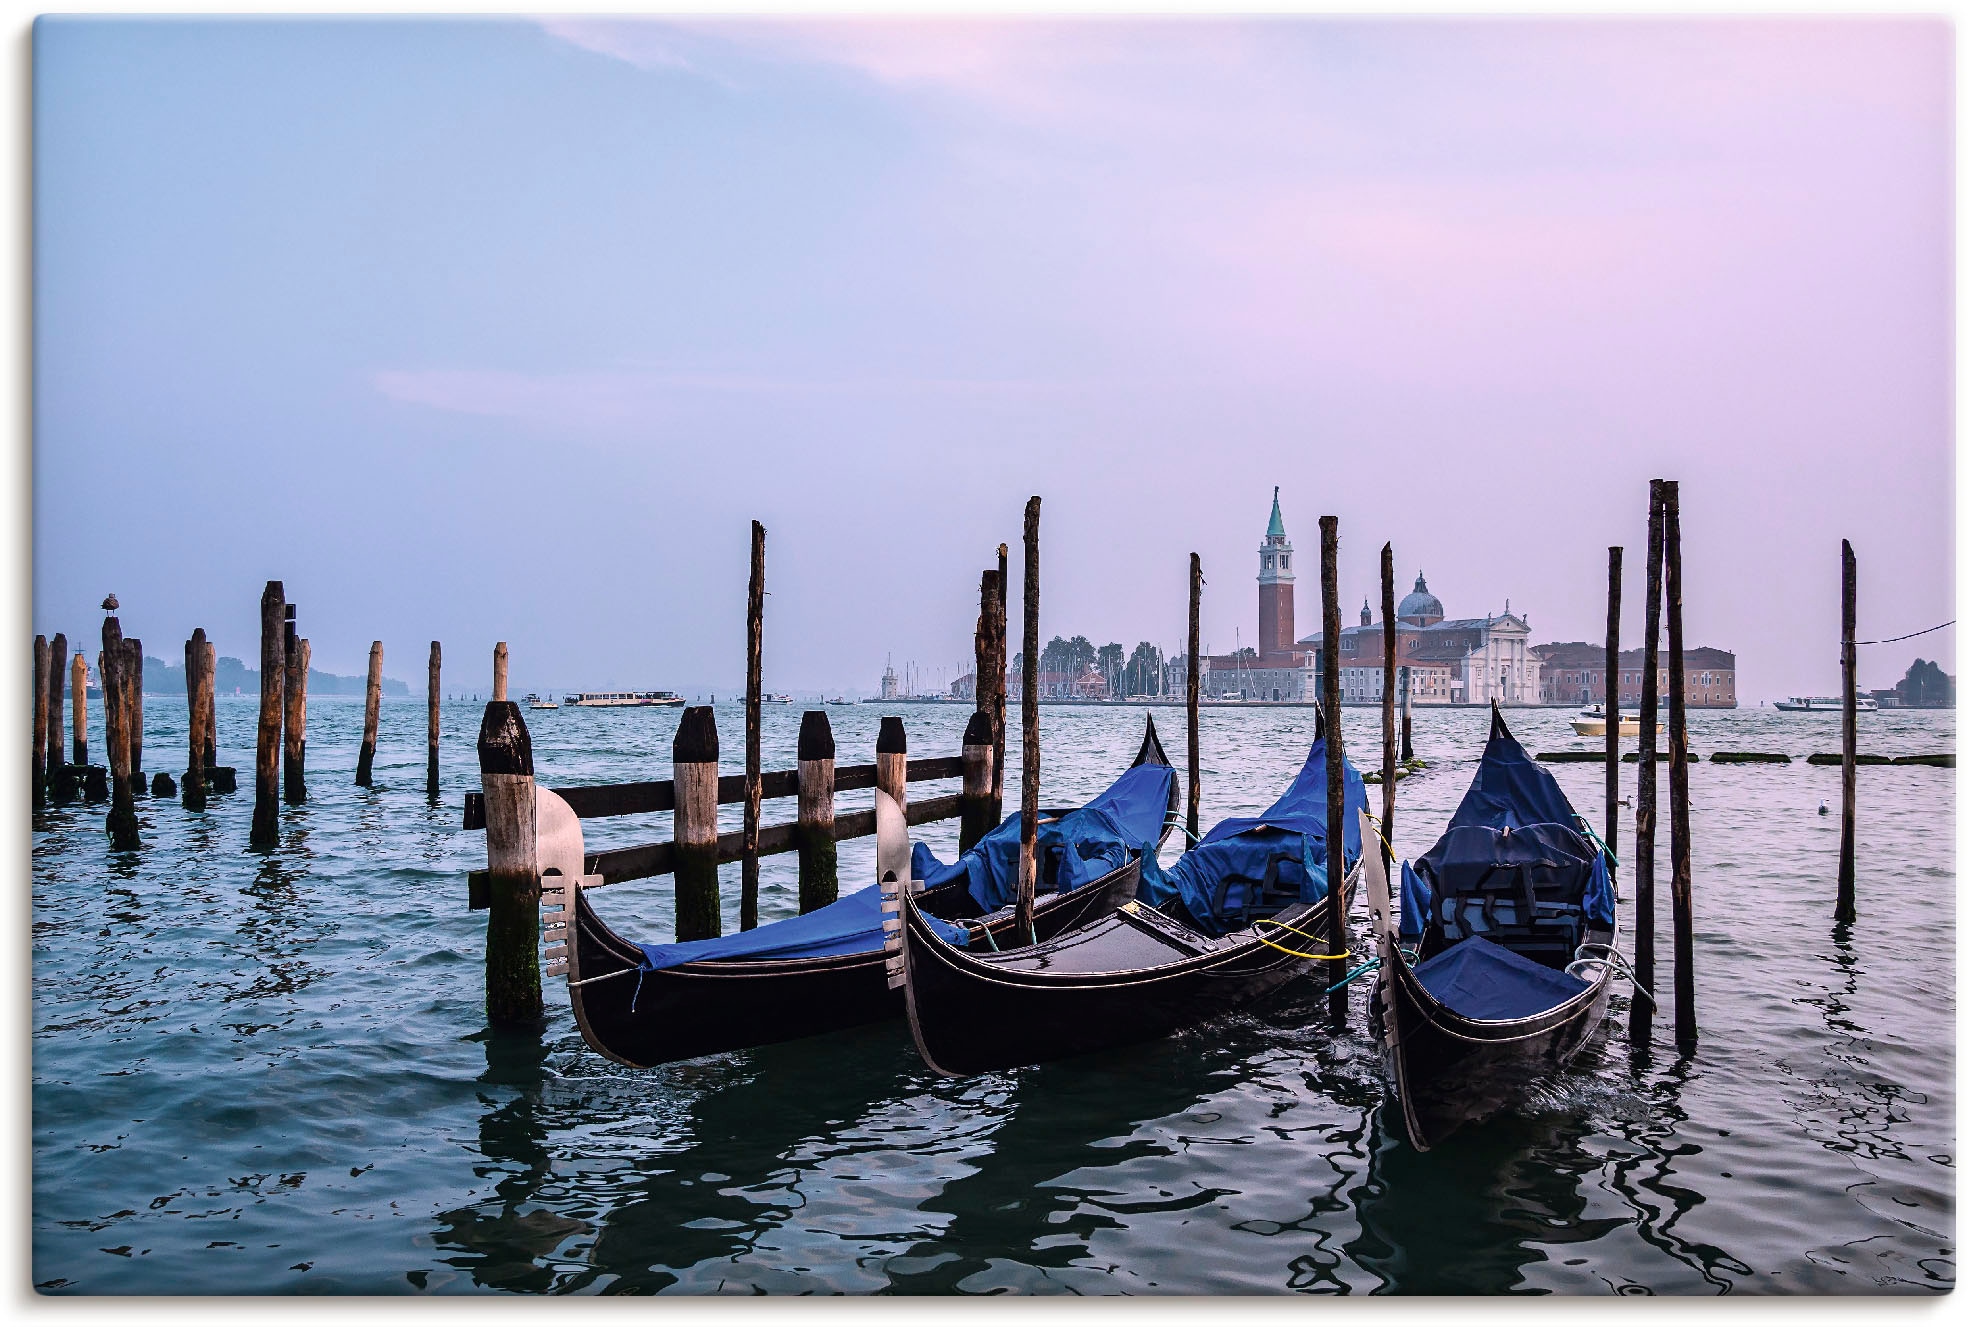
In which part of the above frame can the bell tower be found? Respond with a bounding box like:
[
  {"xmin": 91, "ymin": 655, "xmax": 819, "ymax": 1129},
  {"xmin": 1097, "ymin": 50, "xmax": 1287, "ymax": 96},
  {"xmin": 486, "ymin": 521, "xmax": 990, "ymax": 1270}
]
[{"xmin": 1256, "ymin": 487, "xmax": 1295, "ymax": 660}]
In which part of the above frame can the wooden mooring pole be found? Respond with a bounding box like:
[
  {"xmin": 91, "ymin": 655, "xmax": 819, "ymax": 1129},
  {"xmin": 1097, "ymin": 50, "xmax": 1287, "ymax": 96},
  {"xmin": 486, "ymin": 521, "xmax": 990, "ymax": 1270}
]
[
  {"xmin": 1015, "ymin": 497, "xmax": 1041, "ymax": 940},
  {"xmin": 742, "ymin": 520, "xmax": 765, "ymax": 932},
  {"xmin": 477, "ymin": 700, "xmax": 542, "ymax": 1027},
  {"xmin": 796, "ymin": 710, "xmax": 837, "ymax": 913},
  {"xmin": 1663, "ymin": 480, "xmax": 1696, "ymax": 1052},
  {"xmin": 1629, "ymin": 483, "xmax": 1664, "ymax": 1044},
  {"xmin": 126, "ymin": 639, "xmax": 144, "ymax": 791},
  {"xmin": 182, "ymin": 630, "xmax": 207, "ymax": 810},
  {"xmin": 48, "ymin": 632, "xmax": 68, "ymax": 802},
  {"xmin": 1379, "ymin": 544, "xmax": 1396, "ymax": 873},
  {"xmin": 1187, "ymin": 552, "xmax": 1202, "ymax": 846},
  {"xmin": 1399, "ymin": 664, "xmax": 1413, "ymax": 764},
  {"xmin": 673, "ymin": 706, "xmax": 721, "ymax": 941},
  {"xmin": 282, "ymin": 607, "xmax": 306, "ymax": 804},
  {"xmin": 1318, "ymin": 516, "xmax": 1346, "ymax": 1028},
  {"xmin": 426, "ymin": 642, "xmax": 441, "ymax": 804},
  {"xmin": 356, "ymin": 641, "xmax": 382, "ymax": 787},
  {"xmin": 200, "ymin": 637, "xmax": 217, "ymax": 781},
  {"xmin": 1837, "ymin": 539, "xmax": 1858, "ymax": 922},
  {"xmin": 960, "ymin": 709, "xmax": 995, "ymax": 853},
  {"xmin": 492, "ymin": 642, "xmax": 508, "ymax": 703},
  {"xmin": 101, "ymin": 616, "xmax": 139, "ymax": 850},
  {"xmin": 993, "ymin": 543, "xmax": 1008, "ymax": 818},
  {"xmin": 967, "ymin": 566, "xmax": 1003, "ymax": 848},
  {"xmin": 1605, "ymin": 547, "xmax": 1622, "ymax": 860},
  {"xmin": 70, "ymin": 650, "xmax": 88, "ymax": 768},
  {"xmin": 250, "ymin": 581, "xmax": 285, "ymax": 848},
  {"xmin": 32, "ymin": 635, "xmax": 48, "ymax": 808}
]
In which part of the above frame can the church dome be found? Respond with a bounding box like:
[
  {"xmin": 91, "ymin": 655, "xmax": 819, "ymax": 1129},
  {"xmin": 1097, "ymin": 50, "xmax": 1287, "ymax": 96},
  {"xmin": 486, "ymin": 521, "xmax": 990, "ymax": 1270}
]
[{"xmin": 1397, "ymin": 572, "xmax": 1444, "ymax": 626}]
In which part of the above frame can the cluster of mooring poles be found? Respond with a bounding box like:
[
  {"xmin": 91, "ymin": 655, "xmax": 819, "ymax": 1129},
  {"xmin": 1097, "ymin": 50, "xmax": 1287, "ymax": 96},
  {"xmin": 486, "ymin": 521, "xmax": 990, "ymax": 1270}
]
[
  {"xmin": 32, "ymin": 578, "xmax": 452, "ymax": 853},
  {"xmin": 466, "ymin": 519, "xmax": 1021, "ymax": 1028}
]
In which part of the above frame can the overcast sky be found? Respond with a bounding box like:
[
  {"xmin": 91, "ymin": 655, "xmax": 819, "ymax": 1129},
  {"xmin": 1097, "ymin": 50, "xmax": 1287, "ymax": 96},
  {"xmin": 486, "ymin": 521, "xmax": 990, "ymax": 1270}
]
[{"xmin": 33, "ymin": 17, "xmax": 1952, "ymax": 699}]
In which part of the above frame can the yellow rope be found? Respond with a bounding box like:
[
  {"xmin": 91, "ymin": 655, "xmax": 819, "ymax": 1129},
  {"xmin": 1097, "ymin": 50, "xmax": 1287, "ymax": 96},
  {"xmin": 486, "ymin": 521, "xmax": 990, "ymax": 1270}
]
[
  {"xmin": 1361, "ymin": 808, "xmax": 1400, "ymax": 862},
  {"xmin": 1251, "ymin": 916, "xmax": 1350, "ymax": 961}
]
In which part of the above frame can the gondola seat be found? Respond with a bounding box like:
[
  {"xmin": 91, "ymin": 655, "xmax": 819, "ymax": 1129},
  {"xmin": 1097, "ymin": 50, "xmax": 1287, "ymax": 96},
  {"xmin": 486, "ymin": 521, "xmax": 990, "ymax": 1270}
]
[
  {"xmin": 1410, "ymin": 935, "xmax": 1590, "ymax": 1021},
  {"xmin": 1414, "ymin": 821, "xmax": 1599, "ymax": 971}
]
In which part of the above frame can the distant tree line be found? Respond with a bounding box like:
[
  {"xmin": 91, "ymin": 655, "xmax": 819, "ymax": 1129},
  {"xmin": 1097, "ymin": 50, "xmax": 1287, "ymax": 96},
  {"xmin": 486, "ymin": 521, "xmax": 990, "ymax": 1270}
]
[
  {"xmin": 135, "ymin": 653, "xmax": 410, "ymax": 698},
  {"xmin": 1009, "ymin": 635, "xmax": 1176, "ymax": 697}
]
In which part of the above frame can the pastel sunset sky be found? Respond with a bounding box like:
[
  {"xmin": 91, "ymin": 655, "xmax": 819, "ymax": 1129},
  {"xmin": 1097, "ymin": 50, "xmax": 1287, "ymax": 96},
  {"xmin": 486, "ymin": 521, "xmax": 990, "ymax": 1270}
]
[{"xmin": 33, "ymin": 17, "xmax": 1953, "ymax": 698}]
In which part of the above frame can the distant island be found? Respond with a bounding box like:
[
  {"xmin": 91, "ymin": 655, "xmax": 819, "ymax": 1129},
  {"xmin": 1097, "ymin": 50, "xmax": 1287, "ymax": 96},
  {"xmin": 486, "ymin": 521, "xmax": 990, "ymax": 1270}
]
[{"xmin": 139, "ymin": 654, "xmax": 411, "ymax": 698}]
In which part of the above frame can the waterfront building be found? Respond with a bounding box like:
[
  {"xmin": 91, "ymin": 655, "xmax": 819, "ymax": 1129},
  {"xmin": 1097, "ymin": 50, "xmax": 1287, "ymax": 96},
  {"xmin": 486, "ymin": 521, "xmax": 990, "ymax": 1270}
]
[
  {"xmin": 1530, "ymin": 642, "xmax": 1738, "ymax": 708},
  {"xmin": 1302, "ymin": 579, "xmax": 1541, "ymax": 706},
  {"xmin": 880, "ymin": 661, "xmax": 900, "ymax": 700}
]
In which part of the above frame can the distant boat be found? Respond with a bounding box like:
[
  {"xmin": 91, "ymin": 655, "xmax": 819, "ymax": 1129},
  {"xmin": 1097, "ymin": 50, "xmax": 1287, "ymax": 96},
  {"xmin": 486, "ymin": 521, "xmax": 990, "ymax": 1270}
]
[
  {"xmin": 828, "ymin": 697, "xmax": 851, "ymax": 706},
  {"xmin": 1774, "ymin": 695, "xmax": 1876, "ymax": 713},
  {"xmin": 1569, "ymin": 707, "xmax": 1658, "ymax": 738},
  {"xmin": 763, "ymin": 692, "xmax": 796, "ymax": 704},
  {"xmin": 523, "ymin": 693, "xmax": 559, "ymax": 710},
  {"xmin": 563, "ymin": 690, "xmax": 685, "ymax": 708}
]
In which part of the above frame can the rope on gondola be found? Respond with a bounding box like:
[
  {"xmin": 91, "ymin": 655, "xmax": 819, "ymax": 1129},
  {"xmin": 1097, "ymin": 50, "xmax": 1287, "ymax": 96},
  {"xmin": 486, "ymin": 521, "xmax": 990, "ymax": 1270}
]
[
  {"xmin": 1251, "ymin": 914, "xmax": 1350, "ymax": 962},
  {"xmin": 1856, "ymin": 620, "xmax": 1953, "ymax": 645},
  {"xmin": 1574, "ymin": 816, "xmax": 1620, "ymax": 870},
  {"xmin": 1567, "ymin": 941, "xmax": 1654, "ymax": 1007}
]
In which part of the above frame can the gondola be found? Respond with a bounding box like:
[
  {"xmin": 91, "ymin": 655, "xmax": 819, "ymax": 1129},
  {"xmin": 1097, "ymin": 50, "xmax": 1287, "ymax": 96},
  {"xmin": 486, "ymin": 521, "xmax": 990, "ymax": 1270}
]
[
  {"xmin": 554, "ymin": 718, "xmax": 1180, "ymax": 1069},
  {"xmin": 895, "ymin": 735, "xmax": 1367, "ymax": 1076},
  {"xmin": 1362, "ymin": 704, "xmax": 1621, "ymax": 1152}
]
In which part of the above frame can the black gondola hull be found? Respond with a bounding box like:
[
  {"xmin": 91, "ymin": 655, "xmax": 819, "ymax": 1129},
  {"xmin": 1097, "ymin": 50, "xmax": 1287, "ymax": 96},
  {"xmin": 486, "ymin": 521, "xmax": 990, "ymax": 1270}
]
[
  {"xmin": 1374, "ymin": 929, "xmax": 1613, "ymax": 1152},
  {"xmin": 899, "ymin": 887, "xmax": 1343, "ymax": 1077},
  {"xmin": 568, "ymin": 863, "xmax": 1142, "ymax": 1069}
]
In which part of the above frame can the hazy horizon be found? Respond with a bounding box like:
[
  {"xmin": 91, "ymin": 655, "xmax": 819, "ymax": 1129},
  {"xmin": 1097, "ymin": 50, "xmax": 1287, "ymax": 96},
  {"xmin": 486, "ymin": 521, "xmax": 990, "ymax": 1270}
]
[{"xmin": 33, "ymin": 18, "xmax": 1954, "ymax": 702}]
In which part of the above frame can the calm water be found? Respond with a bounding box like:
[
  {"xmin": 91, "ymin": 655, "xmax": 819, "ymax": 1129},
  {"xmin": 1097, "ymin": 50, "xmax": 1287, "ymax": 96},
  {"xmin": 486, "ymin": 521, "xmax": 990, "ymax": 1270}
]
[{"xmin": 31, "ymin": 696, "xmax": 1954, "ymax": 1294}]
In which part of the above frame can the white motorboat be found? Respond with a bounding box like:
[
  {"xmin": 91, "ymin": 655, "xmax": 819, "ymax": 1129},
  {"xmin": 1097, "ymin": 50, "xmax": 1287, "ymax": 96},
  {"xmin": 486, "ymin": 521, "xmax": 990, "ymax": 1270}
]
[
  {"xmin": 1774, "ymin": 695, "xmax": 1876, "ymax": 713},
  {"xmin": 1569, "ymin": 706, "xmax": 1661, "ymax": 738},
  {"xmin": 563, "ymin": 690, "xmax": 686, "ymax": 708},
  {"xmin": 522, "ymin": 693, "xmax": 559, "ymax": 710}
]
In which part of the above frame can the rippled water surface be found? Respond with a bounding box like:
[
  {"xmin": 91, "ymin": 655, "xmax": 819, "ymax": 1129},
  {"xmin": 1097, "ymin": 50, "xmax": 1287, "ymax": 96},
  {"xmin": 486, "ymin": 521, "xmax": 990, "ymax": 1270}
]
[{"xmin": 31, "ymin": 697, "xmax": 1954, "ymax": 1293}]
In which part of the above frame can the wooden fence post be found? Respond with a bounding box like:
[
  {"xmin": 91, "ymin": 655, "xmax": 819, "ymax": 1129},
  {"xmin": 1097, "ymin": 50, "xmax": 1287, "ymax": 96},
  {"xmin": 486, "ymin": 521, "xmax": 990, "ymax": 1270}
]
[
  {"xmin": 1318, "ymin": 515, "xmax": 1346, "ymax": 1028},
  {"xmin": 101, "ymin": 617, "xmax": 139, "ymax": 850},
  {"xmin": 796, "ymin": 709, "xmax": 837, "ymax": 913},
  {"xmin": 1663, "ymin": 481, "xmax": 1696, "ymax": 1053},
  {"xmin": 182, "ymin": 631, "xmax": 206, "ymax": 810},
  {"xmin": 1629, "ymin": 482, "xmax": 1665, "ymax": 1044},
  {"xmin": 426, "ymin": 642, "xmax": 441, "ymax": 804},
  {"xmin": 673, "ymin": 705, "xmax": 721, "ymax": 941},
  {"xmin": 743, "ymin": 520, "xmax": 765, "ymax": 932},
  {"xmin": 1016, "ymin": 498, "xmax": 1041, "ymax": 939},
  {"xmin": 1837, "ymin": 538, "xmax": 1858, "ymax": 922},
  {"xmin": 356, "ymin": 641, "xmax": 382, "ymax": 786},
  {"xmin": 1605, "ymin": 546, "xmax": 1622, "ymax": 859},
  {"xmin": 876, "ymin": 717, "xmax": 908, "ymax": 825},
  {"xmin": 960, "ymin": 709, "xmax": 995, "ymax": 853},
  {"xmin": 993, "ymin": 543, "xmax": 1009, "ymax": 817},
  {"xmin": 282, "ymin": 608, "xmax": 306, "ymax": 804},
  {"xmin": 478, "ymin": 700, "xmax": 542, "ymax": 1027},
  {"xmin": 1379, "ymin": 545, "xmax": 1396, "ymax": 873},
  {"xmin": 32, "ymin": 635, "xmax": 48, "ymax": 808},
  {"xmin": 1187, "ymin": 552, "xmax": 1202, "ymax": 846},
  {"xmin": 492, "ymin": 642, "xmax": 508, "ymax": 703},
  {"xmin": 46, "ymin": 631, "xmax": 66, "ymax": 794},
  {"xmin": 251, "ymin": 581, "xmax": 285, "ymax": 848}
]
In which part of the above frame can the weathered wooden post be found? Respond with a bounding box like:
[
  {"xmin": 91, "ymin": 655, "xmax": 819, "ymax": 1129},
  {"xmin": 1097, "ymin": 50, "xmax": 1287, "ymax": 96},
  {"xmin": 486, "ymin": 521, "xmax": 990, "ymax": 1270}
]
[
  {"xmin": 32, "ymin": 635, "xmax": 48, "ymax": 807},
  {"xmin": 250, "ymin": 581, "xmax": 284, "ymax": 848},
  {"xmin": 1187, "ymin": 552, "xmax": 1202, "ymax": 845},
  {"xmin": 426, "ymin": 642, "xmax": 441, "ymax": 804},
  {"xmin": 1379, "ymin": 544, "xmax": 1396, "ymax": 873},
  {"xmin": 182, "ymin": 630, "xmax": 206, "ymax": 810},
  {"xmin": 492, "ymin": 642, "xmax": 508, "ymax": 703},
  {"xmin": 742, "ymin": 520, "xmax": 765, "ymax": 932},
  {"xmin": 282, "ymin": 608, "xmax": 306, "ymax": 804},
  {"xmin": 993, "ymin": 543, "xmax": 1009, "ymax": 817},
  {"xmin": 1605, "ymin": 546, "xmax": 1622, "ymax": 858},
  {"xmin": 673, "ymin": 705, "xmax": 721, "ymax": 940},
  {"xmin": 876, "ymin": 716, "xmax": 908, "ymax": 825},
  {"xmin": 959, "ymin": 709, "xmax": 995, "ymax": 852},
  {"xmin": 1629, "ymin": 482, "xmax": 1665, "ymax": 1044},
  {"xmin": 477, "ymin": 700, "xmax": 542, "ymax": 1027},
  {"xmin": 1015, "ymin": 497, "xmax": 1041, "ymax": 940},
  {"xmin": 1318, "ymin": 515, "xmax": 1347, "ymax": 1028},
  {"xmin": 201, "ymin": 637, "xmax": 217, "ymax": 778},
  {"xmin": 1837, "ymin": 538, "xmax": 1858, "ymax": 922},
  {"xmin": 1399, "ymin": 664, "xmax": 1413, "ymax": 764},
  {"xmin": 70, "ymin": 650, "xmax": 87, "ymax": 767},
  {"xmin": 101, "ymin": 617, "xmax": 139, "ymax": 850},
  {"xmin": 356, "ymin": 641, "xmax": 382, "ymax": 787},
  {"xmin": 1663, "ymin": 481, "xmax": 1695, "ymax": 1053},
  {"xmin": 46, "ymin": 631, "xmax": 66, "ymax": 792},
  {"xmin": 125, "ymin": 639, "xmax": 144, "ymax": 791},
  {"xmin": 796, "ymin": 710, "xmax": 837, "ymax": 913}
]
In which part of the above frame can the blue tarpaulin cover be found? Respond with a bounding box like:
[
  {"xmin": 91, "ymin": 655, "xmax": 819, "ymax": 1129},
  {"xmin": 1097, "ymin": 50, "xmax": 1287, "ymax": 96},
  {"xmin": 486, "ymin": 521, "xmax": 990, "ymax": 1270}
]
[
  {"xmin": 1445, "ymin": 717, "xmax": 1580, "ymax": 833},
  {"xmin": 1411, "ymin": 934, "xmax": 1590, "ymax": 1020},
  {"xmin": 633, "ymin": 761, "xmax": 1175, "ymax": 973},
  {"xmin": 911, "ymin": 762, "xmax": 1177, "ymax": 913},
  {"xmin": 1136, "ymin": 738, "xmax": 1365, "ymax": 937},
  {"xmin": 634, "ymin": 883, "xmax": 971, "ymax": 972}
]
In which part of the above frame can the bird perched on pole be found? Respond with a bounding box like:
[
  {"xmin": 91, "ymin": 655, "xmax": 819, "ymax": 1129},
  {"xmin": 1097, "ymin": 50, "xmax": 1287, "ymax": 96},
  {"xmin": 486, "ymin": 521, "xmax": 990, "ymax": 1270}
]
[{"xmin": 101, "ymin": 593, "xmax": 118, "ymax": 611}]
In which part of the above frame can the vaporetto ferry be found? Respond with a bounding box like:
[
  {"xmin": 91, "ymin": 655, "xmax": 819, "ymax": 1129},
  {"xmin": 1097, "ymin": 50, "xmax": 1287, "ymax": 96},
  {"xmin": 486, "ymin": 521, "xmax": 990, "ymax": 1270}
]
[{"xmin": 563, "ymin": 690, "xmax": 686, "ymax": 708}]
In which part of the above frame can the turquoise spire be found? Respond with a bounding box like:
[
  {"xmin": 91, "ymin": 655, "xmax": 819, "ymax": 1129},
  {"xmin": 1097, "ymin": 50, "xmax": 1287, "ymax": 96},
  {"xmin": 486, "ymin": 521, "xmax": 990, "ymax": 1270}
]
[{"xmin": 1267, "ymin": 486, "xmax": 1286, "ymax": 539}]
